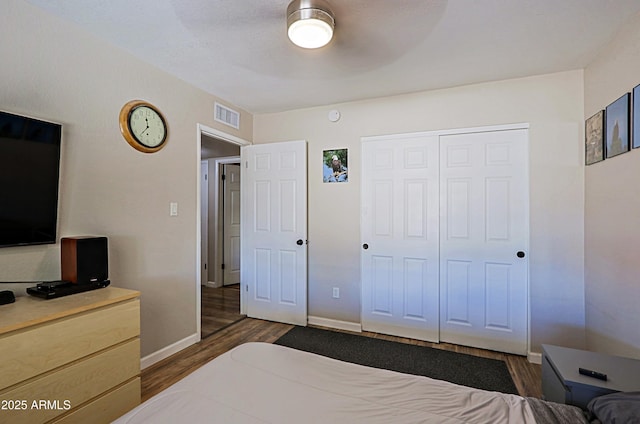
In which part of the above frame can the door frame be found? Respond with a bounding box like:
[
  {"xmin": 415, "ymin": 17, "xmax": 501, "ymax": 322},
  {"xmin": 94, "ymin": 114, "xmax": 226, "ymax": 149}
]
[{"xmin": 196, "ymin": 124, "xmax": 250, "ymax": 342}]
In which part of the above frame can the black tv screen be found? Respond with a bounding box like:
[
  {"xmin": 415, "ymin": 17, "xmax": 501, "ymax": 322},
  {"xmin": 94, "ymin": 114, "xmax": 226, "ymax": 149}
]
[{"xmin": 0, "ymin": 110, "xmax": 62, "ymax": 248}]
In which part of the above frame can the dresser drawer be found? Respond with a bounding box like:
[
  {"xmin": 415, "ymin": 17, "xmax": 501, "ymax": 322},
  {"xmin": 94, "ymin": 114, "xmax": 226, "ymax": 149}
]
[
  {"xmin": 0, "ymin": 339, "xmax": 140, "ymax": 424},
  {"xmin": 0, "ymin": 299, "xmax": 139, "ymax": 391},
  {"xmin": 52, "ymin": 378, "xmax": 141, "ymax": 424}
]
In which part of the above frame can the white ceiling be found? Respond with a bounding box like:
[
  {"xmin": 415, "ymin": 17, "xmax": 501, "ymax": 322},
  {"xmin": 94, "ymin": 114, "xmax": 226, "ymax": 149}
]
[{"xmin": 26, "ymin": 0, "xmax": 640, "ymax": 114}]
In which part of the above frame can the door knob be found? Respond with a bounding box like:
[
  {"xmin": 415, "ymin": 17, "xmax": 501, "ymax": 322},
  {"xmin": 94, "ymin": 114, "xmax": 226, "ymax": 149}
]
[
  {"xmin": 296, "ymin": 239, "xmax": 304, "ymax": 246},
  {"xmin": 516, "ymin": 251, "xmax": 525, "ymax": 258},
  {"xmin": 363, "ymin": 243, "xmax": 369, "ymax": 250}
]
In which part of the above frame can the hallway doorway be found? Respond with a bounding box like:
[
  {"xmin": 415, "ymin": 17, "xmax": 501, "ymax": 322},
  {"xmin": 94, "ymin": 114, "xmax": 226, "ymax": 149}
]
[{"xmin": 199, "ymin": 130, "xmax": 246, "ymax": 338}]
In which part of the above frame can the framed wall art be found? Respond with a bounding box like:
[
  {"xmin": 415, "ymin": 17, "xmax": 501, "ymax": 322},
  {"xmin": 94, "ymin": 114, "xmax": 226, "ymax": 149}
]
[
  {"xmin": 323, "ymin": 148, "xmax": 348, "ymax": 183},
  {"xmin": 633, "ymin": 84, "xmax": 640, "ymax": 149},
  {"xmin": 585, "ymin": 110, "xmax": 604, "ymax": 165},
  {"xmin": 605, "ymin": 93, "xmax": 630, "ymax": 158}
]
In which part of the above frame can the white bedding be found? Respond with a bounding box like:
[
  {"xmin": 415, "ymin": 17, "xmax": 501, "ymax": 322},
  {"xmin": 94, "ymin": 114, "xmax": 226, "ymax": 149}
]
[{"xmin": 115, "ymin": 342, "xmax": 538, "ymax": 423}]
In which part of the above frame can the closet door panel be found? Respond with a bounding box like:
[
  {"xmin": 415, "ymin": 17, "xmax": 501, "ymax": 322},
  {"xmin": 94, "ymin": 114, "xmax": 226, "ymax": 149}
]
[
  {"xmin": 361, "ymin": 135, "xmax": 440, "ymax": 342},
  {"xmin": 439, "ymin": 129, "xmax": 529, "ymax": 355}
]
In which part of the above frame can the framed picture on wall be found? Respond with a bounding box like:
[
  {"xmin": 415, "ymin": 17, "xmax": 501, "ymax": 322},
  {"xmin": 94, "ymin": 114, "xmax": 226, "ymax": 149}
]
[
  {"xmin": 633, "ymin": 84, "xmax": 640, "ymax": 149},
  {"xmin": 585, "ymin": 110, "xmax": 604, "ymax": 165},
  {"xmin": 605, "ymin": 93, "xmax": 630, "ymax": 158},
  {"xmin": 323, "ymin": 148, "xmax": 348, "ymax": 183}
]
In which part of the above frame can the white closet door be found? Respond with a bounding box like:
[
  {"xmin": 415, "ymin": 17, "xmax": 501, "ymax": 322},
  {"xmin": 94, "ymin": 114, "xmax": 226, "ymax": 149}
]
[
  {"xmin": 361, "ymin": 134, "xmax": 440, "ymax": 342},
  {"xmin": 241, "ymin": 141, "xmax": 307, "ymax": 326},
  {"xmin": 439, "ymin": 129, "xmax": 529, "ymax": 355}
]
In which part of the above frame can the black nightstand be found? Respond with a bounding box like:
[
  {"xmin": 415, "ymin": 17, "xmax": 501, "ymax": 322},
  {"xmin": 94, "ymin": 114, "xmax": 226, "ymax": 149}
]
[{"xmin": 542, "ymin": 344, "xmax": 640, "ymax": 409}]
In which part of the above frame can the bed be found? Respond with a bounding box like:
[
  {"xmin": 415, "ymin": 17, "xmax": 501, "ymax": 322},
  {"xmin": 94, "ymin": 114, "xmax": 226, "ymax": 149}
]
[{"xmin": 114, "ymin": 342, "xmax": 592, "ymax": 423}]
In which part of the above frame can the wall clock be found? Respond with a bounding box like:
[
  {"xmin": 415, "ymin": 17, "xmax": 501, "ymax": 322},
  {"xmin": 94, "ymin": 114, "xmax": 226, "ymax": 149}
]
[{"xmin": 119, "ymin": 100, "xmax": 168, "ymax": 153}]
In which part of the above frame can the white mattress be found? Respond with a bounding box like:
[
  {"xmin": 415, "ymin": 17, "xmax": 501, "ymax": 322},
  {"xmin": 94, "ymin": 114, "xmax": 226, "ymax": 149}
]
[{"xmin": 114, "ymin": 342, "xmax": 538, "ymax": 423}]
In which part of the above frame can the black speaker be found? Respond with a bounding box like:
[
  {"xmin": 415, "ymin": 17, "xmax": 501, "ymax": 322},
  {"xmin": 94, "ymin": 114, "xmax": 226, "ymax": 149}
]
[
  {"xmin": 61, "ymin": 236, "xmax": 108, "ymax": 284},
  {"xmin": 0, "ymin": 290, "xmax": 15, "ymax": 305}
]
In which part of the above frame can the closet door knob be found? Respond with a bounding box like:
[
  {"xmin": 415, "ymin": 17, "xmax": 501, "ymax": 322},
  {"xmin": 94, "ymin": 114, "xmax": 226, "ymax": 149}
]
[
  {"xmin": 363, "ymin": 243, "xmax": 369, "ymax": 250},
  {"xmin": 516, "ymin": 251, "xmax": 525, "ymax": 258},
  {"xmin": 296, "ymin": 239, "xmax": 304, "ymax": 246}
]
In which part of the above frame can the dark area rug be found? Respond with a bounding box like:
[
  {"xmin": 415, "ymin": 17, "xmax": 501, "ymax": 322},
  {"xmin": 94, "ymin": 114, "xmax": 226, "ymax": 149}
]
[{"xmin": 274, "ymin": 326, "xmax": 518, "ymax": 394}]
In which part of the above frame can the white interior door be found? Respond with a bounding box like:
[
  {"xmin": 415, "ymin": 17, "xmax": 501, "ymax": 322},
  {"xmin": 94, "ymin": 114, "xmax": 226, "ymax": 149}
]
[
  {"xmin": 439, "ymin": 129, "xmax": 529, "ymax": 355},
  {"xmin": 223, "ymin": 163, "xmax": 241, "ymax": 285},
  {"xmin": 241, "ymin": 141, "xmax": 307, "ymax": 326},
  {"xmin": 200, "ymin": 160, "xmax": 209, "ymax": 286},
  {"xmin": 361, "ymin": 134, "xmax": 440, "ymax": 342}
]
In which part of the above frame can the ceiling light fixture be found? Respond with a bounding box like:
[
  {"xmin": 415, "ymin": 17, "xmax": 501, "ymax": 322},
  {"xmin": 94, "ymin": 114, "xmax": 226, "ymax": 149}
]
[{"xmin": 287, "ymin": 0, "xmax": 335, "ymax": 49}]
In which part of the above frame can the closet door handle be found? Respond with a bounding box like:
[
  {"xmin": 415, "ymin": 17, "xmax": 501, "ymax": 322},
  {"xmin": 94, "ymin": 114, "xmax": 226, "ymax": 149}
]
[
  {"xmin": 516, "ymin": 251, "xmax": 525, "ymax": 258},
  {"xmin": 296, "ymin": 239, "xmax": 304, "ymax": 246},
  {"xmin": 363, "ymin": 243, "xmax": 369, "ymax": 250}
]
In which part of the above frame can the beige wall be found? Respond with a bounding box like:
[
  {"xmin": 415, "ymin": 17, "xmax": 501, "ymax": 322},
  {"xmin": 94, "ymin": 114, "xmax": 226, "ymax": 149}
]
[
  {"xmin": 255, "ymin": 70, "xmax": 586, "ymax": 354},
  {"xmin": 1, "ymin": 0, "xmax": 597, "ymax": 361},
  {"xmin": 0, "ymin": 0, "xmax": 252, "ymax": 357},
  {"xmin": 584, "ymin": 12, "xmax": 640, "ymax": 359}
]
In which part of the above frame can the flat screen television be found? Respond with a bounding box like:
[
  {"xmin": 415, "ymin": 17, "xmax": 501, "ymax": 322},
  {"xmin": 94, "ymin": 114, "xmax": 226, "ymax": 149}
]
[{"xmin": 0, "ymin": 110, "xmax": 62, "ymax": 248}]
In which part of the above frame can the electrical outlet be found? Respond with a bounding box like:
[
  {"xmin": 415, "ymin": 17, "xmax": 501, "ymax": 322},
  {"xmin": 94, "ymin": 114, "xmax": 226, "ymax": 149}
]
[{"xmin": 332, "ymin": 287, "xmax": 340, "ymax": 299}]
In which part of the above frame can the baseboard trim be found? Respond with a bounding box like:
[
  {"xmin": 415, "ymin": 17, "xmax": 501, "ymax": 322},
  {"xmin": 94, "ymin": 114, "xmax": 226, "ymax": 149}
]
[
  {"xmin": 528, "ymin": 351, "xmax": 542, "ymax": 364},
  {"xmin": 308, "ymin": 316, "xmax": 362, "ymax": 333},
  {"xmin": 141, "ymin": 332, "xmax": 199, "ymax": 370}
]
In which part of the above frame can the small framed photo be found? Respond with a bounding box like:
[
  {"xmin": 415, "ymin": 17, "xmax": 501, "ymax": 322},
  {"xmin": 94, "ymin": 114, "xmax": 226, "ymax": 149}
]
[
  {"xmin": 323, "ymin": 148, "xmax": 348, "ymax": 183},
  {"xmin": 585, "ymin": 110, "xmax": 604, "ymax": 165},
  {"xmin": 633, "ymin": 84, "xmax": 640, "ymax": 149},
  {"xmin": 605, "ymin": 93, "xmax": 630, "ymax": 158}
]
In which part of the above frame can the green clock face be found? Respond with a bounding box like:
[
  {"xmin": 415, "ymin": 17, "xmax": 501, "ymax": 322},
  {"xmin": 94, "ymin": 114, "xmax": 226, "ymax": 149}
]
[{"xmin": 129, "ymin": 106, "xmax": 167, "ymax": 148}]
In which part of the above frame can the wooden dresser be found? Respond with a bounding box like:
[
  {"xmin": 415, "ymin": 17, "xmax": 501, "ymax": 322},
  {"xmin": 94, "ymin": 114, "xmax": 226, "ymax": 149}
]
[{"xmin": 0, "ymin": 287, "xmax": 141, "ymax": 424}]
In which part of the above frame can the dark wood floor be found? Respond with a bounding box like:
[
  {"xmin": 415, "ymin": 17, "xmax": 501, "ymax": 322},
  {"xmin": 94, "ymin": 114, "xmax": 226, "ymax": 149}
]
[
  {"xmin": 142, "ymin": 317, "xmax": 542, "ymax": 403},
  {"xmin": 142, "ymin": 318, "xmax": 292, "ymax": 402},
  {"xmin": 201, "ymin": 284, "xmax": 244, "ymax": 338}
]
